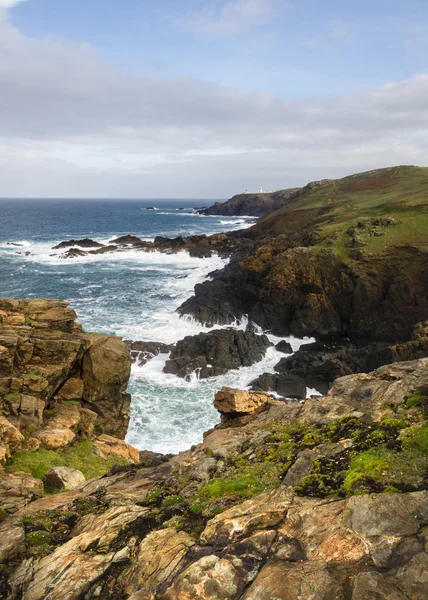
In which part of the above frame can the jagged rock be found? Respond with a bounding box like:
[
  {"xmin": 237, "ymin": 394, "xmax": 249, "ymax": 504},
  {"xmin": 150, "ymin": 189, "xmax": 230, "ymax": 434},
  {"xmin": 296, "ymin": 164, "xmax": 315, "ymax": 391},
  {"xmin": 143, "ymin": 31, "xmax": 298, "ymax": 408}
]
[
  {"xmin": 81, "ymin": 335, "xmax": 132, "ymax": 437},
  {"xmin": 0, "ymin": 517, "xmax": 25, "ymax": 563},
  {"xmin": 53, "ymin": 239, "xmax": 104, "ymax": 249},
  {"xmin": 2, "ymin": 357, "xmax": 428, "ymax": 599},
  {"xmin": 177, "ymin": 280, "xmax": 246, "ymax": 327},
  {"xmin": 109, "ymin": 235, "xmax": 145, "ymax": 246},
  {"xmin": 127, "ymin": 340, "xmax": 173, "ymax": 366},
  {"xmin": 0, "ymin": 416, "xmax": 24, "ymax": 463},
  {"xmin": 200, "ymin": 188, "xmax": 299, "ymax": 217},
  {"xmin": 43, "ymin": 467, "xmax": 86, "ymax": 491},
  {"xmin": 214, "ymin": 387, "xmax": 271, "ymax": 419},
  {"xmin": 0, "ymin": 471, "xmax": 44, "ymax": 514},
  {"xmin": 164, "ymin": 329, "xmax": 272, "ymax": 379},
  {"xmin": 119, "ymin": 528, "xmax": 194, "ymax": 597},
  {"xmin": 275, "ymin": 340, "xmax": 293, "ymax": 354},
  {"xmin": 94, "ymin": 434, "xmax": 140, "ymax": 463},
  {"xmin": 8, "ymin": 505, "xmax": 148, "ymax": 600},
  {"xmin": 251, "ymin": 372, "xmax": 306, "ymax": 399}
]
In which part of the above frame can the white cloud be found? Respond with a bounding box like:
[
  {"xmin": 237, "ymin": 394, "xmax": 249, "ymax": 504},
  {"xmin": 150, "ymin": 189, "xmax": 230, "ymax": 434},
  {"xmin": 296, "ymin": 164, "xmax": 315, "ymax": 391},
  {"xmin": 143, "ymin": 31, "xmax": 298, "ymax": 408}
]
[
  {"xmin": 0, "ymin": 0, "xmax": 28, "ymax": 8},
  {"xmin": 0, "ymin": 10, "xmax": 428, "ymax": 197},
  {"xmin": 179, "ymin": 0, "xmax": 281, "ymax": 36}
]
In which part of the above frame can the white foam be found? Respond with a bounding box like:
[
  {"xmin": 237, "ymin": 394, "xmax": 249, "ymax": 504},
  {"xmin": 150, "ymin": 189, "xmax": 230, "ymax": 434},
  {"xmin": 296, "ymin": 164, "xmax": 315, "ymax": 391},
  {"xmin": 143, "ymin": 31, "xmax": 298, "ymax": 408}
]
[{"xmin": 126, "ymin": 333, "xmax": 314, "ymax": 454}]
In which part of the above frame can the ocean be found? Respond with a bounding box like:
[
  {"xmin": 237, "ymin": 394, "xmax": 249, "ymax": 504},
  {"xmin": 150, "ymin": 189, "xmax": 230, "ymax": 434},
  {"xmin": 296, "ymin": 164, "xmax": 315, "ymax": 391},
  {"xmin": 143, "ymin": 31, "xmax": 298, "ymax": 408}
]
[{"xmin": 0, "ymin": 198, "xmax": 312, "ymax": 453}]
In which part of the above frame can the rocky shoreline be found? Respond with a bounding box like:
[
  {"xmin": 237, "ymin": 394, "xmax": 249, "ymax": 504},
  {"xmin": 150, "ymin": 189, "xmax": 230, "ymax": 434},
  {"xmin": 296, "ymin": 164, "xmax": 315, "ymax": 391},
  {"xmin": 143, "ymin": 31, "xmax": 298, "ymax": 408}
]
[{"xmin": 1, "ymin": 165, "xmax": 428, "ymax": 599}]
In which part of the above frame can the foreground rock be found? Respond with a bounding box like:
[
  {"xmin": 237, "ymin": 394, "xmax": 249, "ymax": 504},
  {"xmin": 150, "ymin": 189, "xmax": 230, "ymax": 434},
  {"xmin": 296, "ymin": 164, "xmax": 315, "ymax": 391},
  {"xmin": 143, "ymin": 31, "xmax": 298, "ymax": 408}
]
[
  {"xmin": 1, "ymin": 358, "xmax": 426, "ymax": 599},
  {"xmin": 43, "ymin": 467, "xmax": 85, "ymax": 492},
  {"xmin": 164, "ymin": 329, "xmax": 272, "ymax": 379},
  {"xmin": 0, "ymin": 298, "xmax": 136, "ymax": 514}
]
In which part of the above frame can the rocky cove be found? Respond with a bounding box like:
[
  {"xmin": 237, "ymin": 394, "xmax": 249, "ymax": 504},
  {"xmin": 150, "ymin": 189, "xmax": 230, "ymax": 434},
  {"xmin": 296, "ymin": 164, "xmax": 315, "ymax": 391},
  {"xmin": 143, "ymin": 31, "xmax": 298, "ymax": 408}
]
[{"xmin": 1, "ymin": 165, "xmax": 428, "ymax": 599}]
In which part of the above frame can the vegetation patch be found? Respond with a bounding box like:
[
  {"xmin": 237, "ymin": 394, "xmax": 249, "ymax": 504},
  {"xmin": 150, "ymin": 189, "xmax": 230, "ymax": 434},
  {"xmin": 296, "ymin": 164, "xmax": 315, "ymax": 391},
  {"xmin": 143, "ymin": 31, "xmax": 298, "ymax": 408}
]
[{"xmin": 6, "ymin": 440, "xmax": 128, "ymax": 483}]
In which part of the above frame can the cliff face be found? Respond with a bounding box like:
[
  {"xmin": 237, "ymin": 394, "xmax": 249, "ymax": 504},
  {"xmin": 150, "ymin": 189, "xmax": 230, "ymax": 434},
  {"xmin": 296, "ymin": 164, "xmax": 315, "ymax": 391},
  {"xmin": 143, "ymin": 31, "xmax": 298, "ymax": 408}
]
[
  {"xmin": 0, "ymin": 299, "xmax": 137, "ymax": 511},
  {"xmin": 201, "ymin": 188, "xmax": 300, "ymax": 217},
  {"xmin": 1, "ymin": 358, "xmax": 427, "ymax": 599},
  {"xmin": 181, "ymin": 166, "xmax": 428, "ymax": 345}
]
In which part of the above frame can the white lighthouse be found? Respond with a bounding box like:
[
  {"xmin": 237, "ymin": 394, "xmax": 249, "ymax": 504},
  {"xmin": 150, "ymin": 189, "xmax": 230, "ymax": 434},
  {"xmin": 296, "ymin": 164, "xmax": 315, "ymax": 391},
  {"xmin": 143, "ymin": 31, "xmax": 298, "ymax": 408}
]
[{"xmin": 259, "ymin": 186, "xmax": 263, "ymax": 193}]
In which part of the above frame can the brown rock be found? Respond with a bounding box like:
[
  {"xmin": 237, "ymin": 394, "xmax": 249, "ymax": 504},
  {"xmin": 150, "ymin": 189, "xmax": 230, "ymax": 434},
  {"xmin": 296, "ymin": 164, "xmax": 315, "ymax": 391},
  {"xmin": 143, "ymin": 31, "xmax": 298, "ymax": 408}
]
[
  {"xmin": 49, "ymin": 403, "xmax": 81, "ymax": 429},
  {"xmin": 94, "ymin": 434, "xmax": 140, "ymax": 463},
  {"xmin": 241, "ymin": 560, "xmax": 345, "ymax": 600},
  {"xmin": 0, "ymin": 471, "xmax": 44, "ymax": 514},
  {"xmin": 55, "ymin": 377, "xmax": 84, "ymax": 402},
  {"xmin": 44, "ymin": 467, "xmax": 86, "ymax": 491},
  {"xmin": 121, "ymin": 528, "xmax": 194, "ymax": 596},
  {"xmin": 81, "ymin": 335, "xmax": 131, "ymax": 437},
  {"xmin": 214, "ymin": 387, "xmax": 271, "ymax": 418},
  {"xmin": 36, "ymin": 426, "xmax": 75, "ymax": 450},
  {"xmin": 0, "ymin": 416, "xmax": 24, "ymax": 462}
]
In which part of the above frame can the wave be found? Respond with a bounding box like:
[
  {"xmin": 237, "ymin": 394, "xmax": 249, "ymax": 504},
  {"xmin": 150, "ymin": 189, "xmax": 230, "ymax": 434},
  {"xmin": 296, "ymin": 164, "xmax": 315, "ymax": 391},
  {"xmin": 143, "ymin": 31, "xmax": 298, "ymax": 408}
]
[{"xmin": 126, "ymin": 333, "xmax": 314, "ymax": 454}]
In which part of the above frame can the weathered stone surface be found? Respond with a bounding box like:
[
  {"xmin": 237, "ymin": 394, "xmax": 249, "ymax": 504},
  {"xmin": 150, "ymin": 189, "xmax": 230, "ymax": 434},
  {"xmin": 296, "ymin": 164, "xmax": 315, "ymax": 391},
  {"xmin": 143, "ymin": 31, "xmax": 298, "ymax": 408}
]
[
  {"xmin": 94, "ymin": 434, "xmax": 140, "ymax": 463},
  {"xmin": 0, "ymin": 299, "xmax": 132, "ymax": 473},
  {"xmin": 54, "ymin": 377, "xmax": 84, "ymax": 402},
  {"xmin": 43, "ymin": 467, "xmax": 86, "ymax": 491},
  {"xmin": 0, "ymin": 416, "xmax": 23, "ymax": 463},
  {"xmin": 214, "ymin": 387, "xmax": 271, "ymax": 417},
  {"xmin": 36, "ymin": 426, "xmax": 75, "ymax": 450},
  {"xmin": 241, "ymin": 560, "xmax": 344, "ymax": 600},
  {"xmin": 81, "ymin": 335, "xmax": 131, "ymax": 437},
  {"xmin": 121, "ymin": 528, "xmax": 194, "ymax": 596},
  {"xmin": 201, "ymin": 488, "xmax": 294, "ymax": 547},
  {"xmin": 0, "ymin": 517, "xmax": 25, "ymax": 563},
  {"xmin": 0, "ymin": 471, "xmax": 44, "ymax": 514}
]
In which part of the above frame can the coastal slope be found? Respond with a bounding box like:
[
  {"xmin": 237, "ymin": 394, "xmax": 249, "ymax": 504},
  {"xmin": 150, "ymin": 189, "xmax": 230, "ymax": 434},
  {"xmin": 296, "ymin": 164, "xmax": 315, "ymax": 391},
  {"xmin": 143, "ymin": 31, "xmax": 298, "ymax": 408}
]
[
  {"xmin": 182, "ymin": 165, "xmax": 428, "ymax": 342},
  {"xmin": 200, "ymin": 187, "xmax": 300, "ymax": 217},
  {"xmin": 1, "ymin": 355, "xmax": 427, "ymax": 599}
]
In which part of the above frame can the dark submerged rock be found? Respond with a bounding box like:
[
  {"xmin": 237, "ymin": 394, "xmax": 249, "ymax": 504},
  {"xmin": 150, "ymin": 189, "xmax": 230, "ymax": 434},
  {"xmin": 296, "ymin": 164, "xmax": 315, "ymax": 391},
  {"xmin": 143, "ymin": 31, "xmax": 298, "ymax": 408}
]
[
  {"xmin": 126, "ymin": 340, "xmax": 174, "ymax": 366},
  {"xmin": 163, "ymin": 328, "xmax": 273, "ymax": 380},
  {"xmin": 53, "ymin": 238, "xmax": 105, "ymax": 250},
  {"xmin": 251, "ymin": 372, "xmax": 306, "ymax": 399}
]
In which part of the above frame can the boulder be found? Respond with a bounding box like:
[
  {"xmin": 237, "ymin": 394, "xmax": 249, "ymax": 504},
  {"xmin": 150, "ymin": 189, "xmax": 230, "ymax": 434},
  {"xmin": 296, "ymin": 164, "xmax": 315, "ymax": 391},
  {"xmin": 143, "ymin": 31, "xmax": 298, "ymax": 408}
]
[
  {"xmin": 43, "ymin": 466, "xmax": 86, "ymax": 491},
  {"xmin": 164, "ymin": 329, "xmax": 272, "ymax": 379},
  {"xmin": 214, "ymin": 387, "xmax": 271, "ymax": 419},
  {"xmin": 275, "ymin": 340, "xmax": 293, "ymax": 354},
  {"xmin": 251, "ymin": 372, "xmax": 307, "ymax": 399},
  {"xmin": 36, "ymin": 426, "xmax": 76, "ymax": 450}
]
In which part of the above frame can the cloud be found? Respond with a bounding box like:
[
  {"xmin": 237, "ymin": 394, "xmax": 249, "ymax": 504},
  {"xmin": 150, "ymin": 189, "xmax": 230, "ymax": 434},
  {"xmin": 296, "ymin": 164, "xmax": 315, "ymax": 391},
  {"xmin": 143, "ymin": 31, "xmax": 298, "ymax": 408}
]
[
  {"xmin": 0, "ymin": 11, "xmax": 428, "ymax": 197},
  {"xmin": 0, "ymin": 0, "xmax": 28, "ymax": 8},
  {"xmin": 179, "ymin": 0, "xmax": 280, "ymax": 36}
]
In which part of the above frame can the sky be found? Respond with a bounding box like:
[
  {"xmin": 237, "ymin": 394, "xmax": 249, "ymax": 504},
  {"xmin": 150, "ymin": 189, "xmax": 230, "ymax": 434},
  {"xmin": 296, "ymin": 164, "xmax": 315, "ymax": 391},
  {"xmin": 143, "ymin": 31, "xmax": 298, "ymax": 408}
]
[{"xmin": 1, "ymin": 0, "xmax": 428, "ymax": 198}]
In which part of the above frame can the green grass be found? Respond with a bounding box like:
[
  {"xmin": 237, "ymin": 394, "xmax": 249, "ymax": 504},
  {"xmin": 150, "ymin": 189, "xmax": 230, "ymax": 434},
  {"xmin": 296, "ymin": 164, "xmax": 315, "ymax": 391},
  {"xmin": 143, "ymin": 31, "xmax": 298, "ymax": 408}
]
[
  {"xmin": 254, "ymin": 166, "xmax": 428, "ymax": 258},
  {"xmin": 6, "ymin": 440, "xmax": 128, "ymax": 484}
]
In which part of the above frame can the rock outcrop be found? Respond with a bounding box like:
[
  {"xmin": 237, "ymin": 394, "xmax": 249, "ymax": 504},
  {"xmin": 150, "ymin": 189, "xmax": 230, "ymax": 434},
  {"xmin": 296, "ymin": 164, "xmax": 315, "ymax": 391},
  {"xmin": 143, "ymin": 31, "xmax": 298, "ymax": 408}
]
[
  {"xmin": 200, "ymin": 188, "xmax": 300, "ymax": 217},
  {"xmin": 0, "ymin": 299, "xmax": 136, "ymax": 511},
  {"xmin": 0, "ymin": 358, "xmax": 427, "ymax": 599},
  {"xmin": 163, "ymin": 329, "xmax": 272, "ymax": 379}
]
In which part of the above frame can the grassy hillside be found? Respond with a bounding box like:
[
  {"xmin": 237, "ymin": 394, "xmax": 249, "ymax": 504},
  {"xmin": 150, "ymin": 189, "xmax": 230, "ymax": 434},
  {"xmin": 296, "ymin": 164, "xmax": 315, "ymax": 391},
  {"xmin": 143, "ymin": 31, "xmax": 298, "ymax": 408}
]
[{"xmin": 253, "ymin": 166, "xmax": 428, "ymax": 259}]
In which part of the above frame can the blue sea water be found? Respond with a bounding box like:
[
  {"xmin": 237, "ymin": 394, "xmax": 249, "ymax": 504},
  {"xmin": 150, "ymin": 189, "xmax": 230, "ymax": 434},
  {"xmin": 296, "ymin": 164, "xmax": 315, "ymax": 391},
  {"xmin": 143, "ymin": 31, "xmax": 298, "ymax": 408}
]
[{"xmin": 0, "ymin": 199, "xmax": 310, "ymax": 453}]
